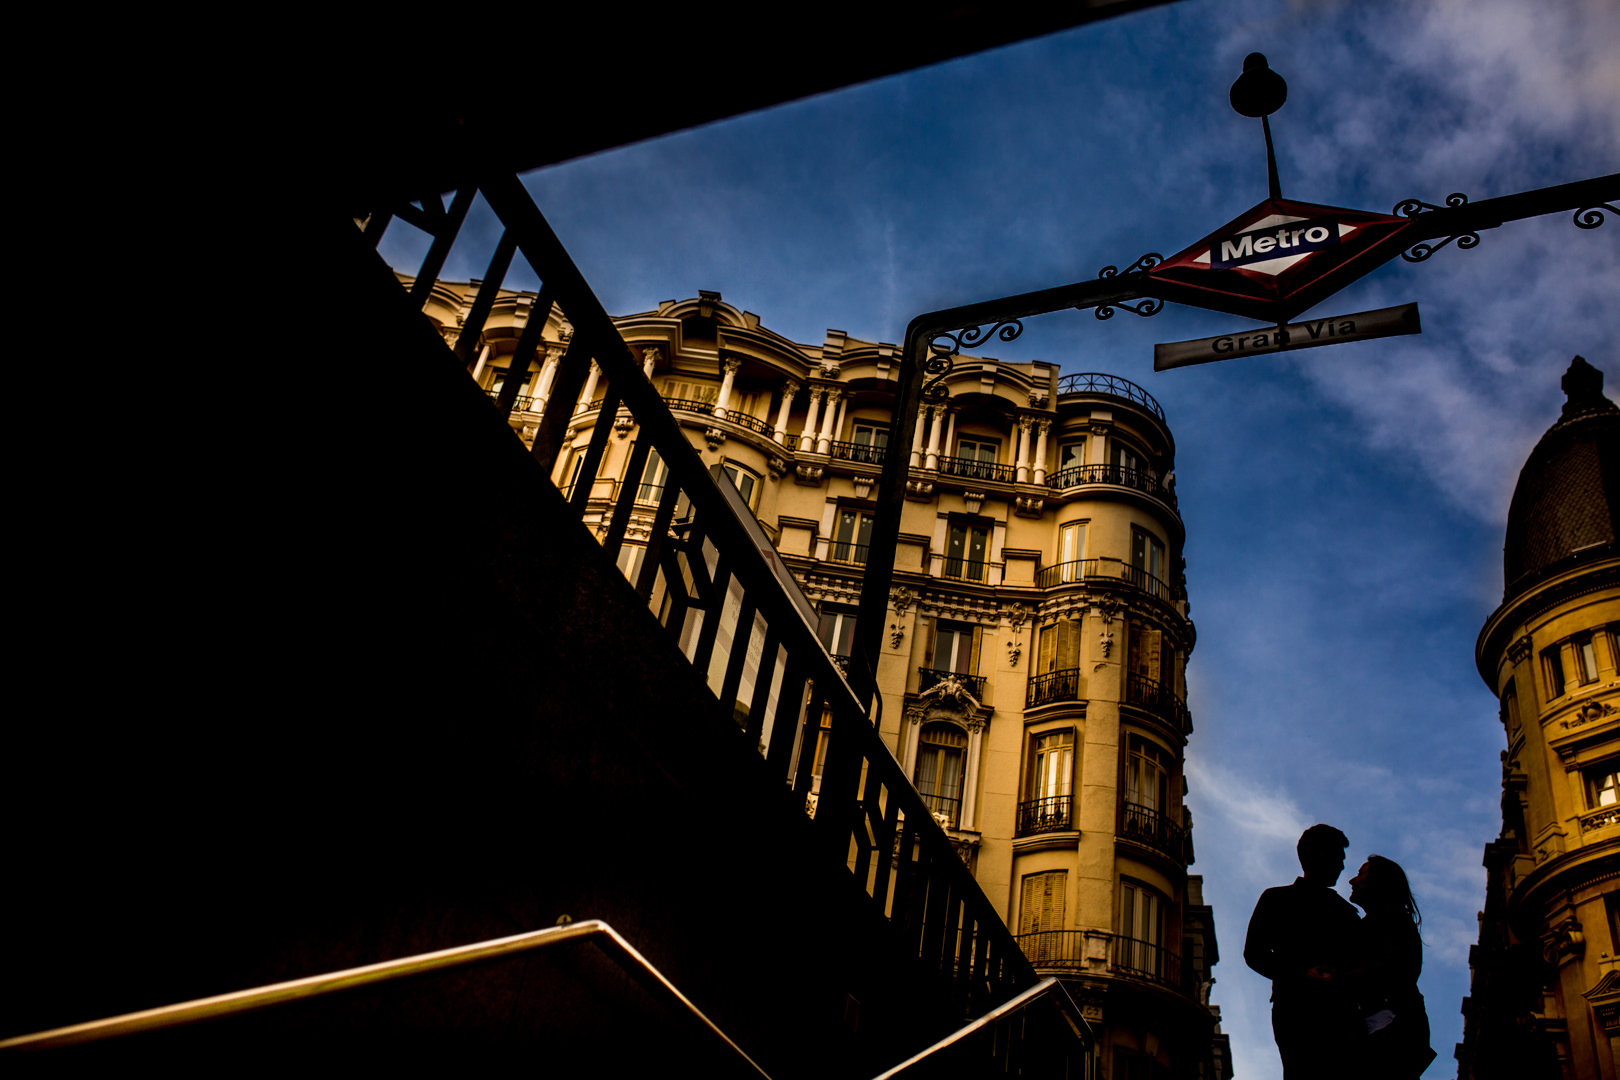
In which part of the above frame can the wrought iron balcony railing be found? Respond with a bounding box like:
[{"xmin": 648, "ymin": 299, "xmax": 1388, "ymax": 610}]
[
  {"xmin": 1056, "ymin": 372, "xmax": 1165, "ymax": 423},
  {"xmin": 828, "ymin": 541, "xmax": 870, "ymax": 565},
  {"xmin": 1046, "ymin": 462, "xmax": 1175, "ymax": 505},
  {"xmin": 1124, "ymin": 671, "xmax": 1190, "ymax": 730},
  {"xmin": 665, "ymin": 398, "xmax": 775, "ymax": 437},
  {"xmin": 1033, "ymin": 557, "xmax": 1177, "ymax": 601},
  {"xmin": 827, "ymin": 439, "xmax": 887, "ymax": 466},
  {"xmin": 1026, "ymin": 668, "xmax": 1084, "ymax": 709},
  {"xmin": 1016, "ymin": 794, "xmax": 1072, "ymax": 835},
  {"xmin": 917, "ymin": 790, "xmax": 962, "ymax": 829},
  {"xmin": 918, "ymin": 667, "xmax": 986, "ymax": 699},
  {"xmin": 369, "ymin": 170, "xmax": 1038, "ymax": 1020},
  {"xmin": 936, "ymin": 455, "xmax": 1016, "ymax": 484},
  {"xmin": 1111, "ymin": 934, "xmax": 1184, "ymax": 992},
  {"xmin": 1119, "ymin": 800, "xmax": 1187, "ymax": 863}
]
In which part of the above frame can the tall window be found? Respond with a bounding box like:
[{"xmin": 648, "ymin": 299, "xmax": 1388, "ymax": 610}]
[
  {"xmin": 818, "ymin": 606, "xmax": 857, "ymax": 659},
  {"xmin": 1057, "ymin": 522, "xmax": 1087, "ymax": 581},
  {"xmin": 1120, "ymin": 880, "xmax": 1167, "ymax": 975},
  {"xmin": 1059, "ymin": 439, "xmax": 1086, "ymax": 472},
  {"xmin": 1125, "ymin": 735, "xmax": 1171, "ymax": 815},
  {"xmin": 1038, "ymin": 621, "xmax": 1081, "ymax": 673},
  {"xmin": 946, "ymin": 520, "xmax": 990, "ymax": 580},
  {"xmin": 853, "ymin": 423, "xmax": 889, "ymax": 448},
  {"xmin": 1112, "ymin": 440, "xmax": 1142, "ymax": 475},
  {"xmin": 1127, "ymin": 622, "xmax": 1168, "ymax": 686},
  {"xmin": 1132, "ymin": 528, "xmax": 1165, "ymax": 594},
  {"xmin": 1587, "ymin": 762, "xmax": 1620, "ymax": 809},
  {"xmin": 719, "ymin": 460, "xmax": 760, "ymax": 510},
  {"xmin": 1022, "ymin": 730, "xmax": 1075, "ymax": 834},
  {"xmin": 1019, "ymin": 870, "xmax": 1068, "ymax": 962},
  {"xmin": 1576, "ymin": 635, "xmax": 1600, "ymax": 685},
  {"xmin": 1542, "ymin": 644, "xmax": 1566, "ymax": 700},
  {"xmin": 956, "ymin": 438, "xmax": 1000, "ymax": 480},
  {"xmin": 914, "ymin": 722, "xmax": 967, "ymax": 827},
  {"xmin": 662, "ymin": 378, "xmax": 718, "ymax": 406},
  {"xmin": 833, "ymin": 508, "xmax": 875, "ymax": 563},
  {"xmin": 635, "ymin": 447, "xmax": 669, "ymax": 504},
  {"xmin": 931, "ymin": 622, "xmax": 981, "ymax": 675}
]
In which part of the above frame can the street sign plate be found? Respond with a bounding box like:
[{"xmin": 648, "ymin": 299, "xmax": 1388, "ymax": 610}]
[
  {"xmin": 1154, "ymin": 303, "xmax": 1421, "ymax": 370},
  {"xmin": 1148, "ymin": 198, "xmax": 1414, "ymax": 323}
]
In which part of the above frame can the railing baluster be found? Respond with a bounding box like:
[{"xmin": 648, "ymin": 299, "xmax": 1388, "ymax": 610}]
[
  {"xmin": 718, "ymin": 592, "xmax": 757, "ymax": 713},
  {"xmin": 494, "ymin": 284, "xmax": 555, "ymax": 419},
  {"xmin": 744, "ymin": 623, "xmax": 780, "ymax": 745},
  {"xmin": 409, "ymin": 187, "xmax": 476, "ymax": 309},
  {"xmin": 453, "ymin": 229, "xmax": 519, "ymax": 362},
  {"xmin": 765, "ymin": 652, "xmax": 808, "ymax": 778},
  {"xmin": 689, "ymin": 554, "xmax": 732, "ymax": 675},
  {"xmin": 602, "ymin": 438, "xmax": 651, "ymax": 563},
  {"xmin": 634, "ymin": 479, "xmax": 684, "ymax": 603},
  {"xmin": 569, "ymin": 385, "xmax": 620, "ymax": 515}
]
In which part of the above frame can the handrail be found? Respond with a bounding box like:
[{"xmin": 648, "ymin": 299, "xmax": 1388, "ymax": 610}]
[
  {"xmin": 1047, "ymin": 462, "xmax": 1175, "ymax": 505},
  {"xmin": 1033, "ymin": 557, "xmax": 1175, "ymax": 600},
  {"xmin": 936, "ymin": 455, "xmax": 1015, "ymax": 484},
  {"xmin": 868, "ymin": 976, "xmax": 1092, "ymax": 1080},
  {"xmin": 1055, "ymin": 371, "xmax": 1164, "ymax": 422},
  {"xmin": 0, "ymin": 920, "xmax": 769, "ymax": 1075},
  {"xmin": 374, "ymin": 171, "xmax": 1039, "ymax": 1025},
  {"xmin": 827, "ymin": 439, "xmax": 887, "ymax": 466}
]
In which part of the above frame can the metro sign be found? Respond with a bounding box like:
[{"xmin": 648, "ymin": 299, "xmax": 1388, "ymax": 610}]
[{"xmin": 1148, "ymin": 198, "xmax": 1413, "ymax": 323}]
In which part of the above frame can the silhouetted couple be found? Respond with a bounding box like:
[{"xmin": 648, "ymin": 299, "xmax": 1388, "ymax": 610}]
[{"xmin": 1244, "ymin": 824, "xmax": 1437, "ymax": 1078}]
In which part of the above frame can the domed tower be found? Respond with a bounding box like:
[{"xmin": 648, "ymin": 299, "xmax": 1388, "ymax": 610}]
[{"xmin": 1459, "ymin": 357, "xmax": 1620, "ymax": 1080}]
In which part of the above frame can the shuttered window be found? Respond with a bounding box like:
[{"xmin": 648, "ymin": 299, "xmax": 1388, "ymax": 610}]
[
  {"xmin": 931, "ymin": 622, "xmax": 981, "ymax": 675},
  {"xmin": 1038, "ymin": 621, "xmax": 1081, "ymax": 673},
  {"xmin": 1019, "ymin": 871, "xmax": 1067, "ymax": 936}
]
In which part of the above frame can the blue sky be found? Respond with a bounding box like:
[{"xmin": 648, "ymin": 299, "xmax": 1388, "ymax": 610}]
[{"xmin": 380, "ymin": 1, "xmax": 1618, "ymax": 1074}]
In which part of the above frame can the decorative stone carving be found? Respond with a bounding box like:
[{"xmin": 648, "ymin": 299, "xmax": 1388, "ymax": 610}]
[
  {"xmin": 852, "ymin": 477, "xmax": 874, "ymax": 500},
  {"xmin": 962, "ymin": 492, "xmax": 985, "ymax": 515},
  {"xmin": 919, "ymin": 673, "xmax": 982, "ymax": 711},
  {"xmin": 906, "ymin": 478, "xmax": 934, "ymax": 500},
  {"xmin": 891, "ymin": 587, "xmax": 914, "ymax": 617},
  {"xmin": 889, "ymin": 622, "xmax": 905, "ymax": 649},
  {"xmin": 1015, "ymin": 495, "xmax": 1044, "ymax": 518},
  {"xmin": 1542, "ymin": 917, "xmax": 1586, "ymax": 967},
  {"xmin": 1004, "ymin": 602, "xmax": 1028, "ymax": 629},
  {"xmin": 1507, "ymin": 635, "xmax": 1533, "ymax": 665},
  {"xmin": 704, "ymin": 426, "xmax": 727, "ymax": 449},
  {"xmin": 1007, "ymin": 639, "xmax": 1022, "ymax": 668},
  {"xmin": 613, "ymin": 409, "xmax": 635, "ymax": 438},
  {"xmin": 819, "ymin": 362, "xmax": 841, "ymax": 378},
  {"xmin": 795, "ymin": 463, "xmax": 825, "ymax": 485},
  {"xmin": 767, "ymin": 457, "xmax": 788, "ymax": 479},
  {"xmin": 905, "ymin": 705, "xmax": 926, "ymax": 727},
  {"xmin": 1028, "ymin": 390, "xmax": 1049, "ymax": 408},
  {"xmin": 1563, "ymin": 700, "xmax": 1617, "ymax": 729}
]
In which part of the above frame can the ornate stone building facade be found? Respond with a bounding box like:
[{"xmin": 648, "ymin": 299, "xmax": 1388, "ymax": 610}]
[
  {"xmin": 421, "ymin": 280, "xmax": 1232, "ymax": 1080},
  {"xmin": 1458, "ymin": 357, "xmax": 1620, "ymax": 1080}
]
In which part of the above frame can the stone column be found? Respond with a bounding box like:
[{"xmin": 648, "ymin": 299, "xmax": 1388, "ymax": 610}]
[
  {"xmin": 773, "ymin": 380, "xmax": 799, "ymax": 445},
  {"xmin": 924, "ymin": 404, "xmax": 944, "ymax": 470},
  {"xmin": 531, "ymin": 346, "xmax": 562, "ymax": 416},
  {"xmin": 575, "ymin": 361, "xmax": 601, "ymax": 414},
  {"xmin": 1015, "ymin": 417, "xmax": 1032, "ymax": 483},
  {"xmin": 715, "ymin": 358, "xmax": 741, "ymax": 418},
  {"xmin": 470, "ymin": 343, "xmax": 491, "ymax": 383},
  {"xmin": 910, "ymin": 404, "xmax": 929, "ymax": 468},
  {"xmin": 1032, "ymin": 420, "xmax": 1050, "ymax": 485},
  {"xmin": 831, "ymin": 391, "xmax": 849, "ymax": 448},
  {"xmin": 799, "ymin": 386, "xmax": 824, "ymax": 451},
  {"xmin": 817, "ymin": 389, "xmax": 842, "ymax": 454},
  {"xmin": 642, "ymin": 345, "xmax": 660, "ymax": 379},
  {"xmin": 942, "ymin": 409, "xmax": 957, "ymax": 462}
]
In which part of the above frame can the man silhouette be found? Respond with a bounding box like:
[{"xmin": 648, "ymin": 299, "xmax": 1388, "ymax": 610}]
[{"xmin": 1245, "ymin": 824, "xmax": 1362, "ymax": 1079}]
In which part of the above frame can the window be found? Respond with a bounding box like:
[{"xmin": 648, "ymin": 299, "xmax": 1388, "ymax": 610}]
[
  {"xmin": 945, "ymin": 520, "xmax": 990, "ymax": 580},
  {"xmin": 1125, "ymin": 735, "xmax": 1171, "ymax": 815},
  {"xmin": 562, "ymin": 450, "xmax": 587, "ymax": 500},
  {"xmin": 1131, "ymin": 528, "xmax": 1165, "ymax": 595},
  {"xmin": 1057, "ymin": 522, "xmax": 1086, "ymax": 581},
  {"xmin": 1576, "ymin": 635, "xmax": 1600, "ymax": 685},
  {"xmin": 634, "ymin": 447, "xmax": 669, "ymax": 504},
  {"xmin": 1119, "ymin": 879, "xmax": 1167, "ymax": 976},
  {"xmin": 1542, "ymin": 644, "xmax": 1566, "ymax": 699},
  {"xmin": 1502, "ymin": 678, "xmax": 1521, "ymax": 739},
  {"xmin": 832, "ymin": 508, "xmax": 874, "ymax": 564},
  {"xmin": 1037, "ymin": 621, "xmax": 1081, "ymax": 673},
  {"xmin": 662, "ymin": 378, "xmax": 718, "ymax": 406},
  {"xmin": 914, "ymin": 722, "xmax": 967, "ymax": 827},
  {"xmin": 852, "ymin": 423, "xmax": 889, "ymax": 448},
  {"xmin": 817, "ymin": 606, "xmax": 857, "ymax": 660},
  {"xmin": 719, "ymin": 460, "xmax": 760, "ymax": 510},
  {"xmin": 1017, "ymin": 867, "xmax": 1069, "ymax": 939},
  {"xmin": 1127, "ymin": 621, "xmax": 1169, "ymax": 686},
  {"xmin": 931, "ymin": 622, "xmax": 981, "ymax": 675},
  {"xmin": 955, "ymin": 437, "xmax": 1000, "ymax": 480},
  {"xmin": 1586, "ymin": 762, "xmax": 1620, "ymax": 809},
  {"xmin": 1112, "ymin": 440, "xmax": 1142, "ymax": 474},
  {"xmin": 1059, "ymin": 438, "xmax": 1085, "ymax": 471},
  {"xmin": 1020, "ymin": 730, "xmax": 1074, "ymax": 834}
]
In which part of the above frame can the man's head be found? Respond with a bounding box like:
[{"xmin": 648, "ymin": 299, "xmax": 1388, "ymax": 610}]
[{"xmin": 1296, "ymin": 823, "xmax": 1349, "ymax": 885}]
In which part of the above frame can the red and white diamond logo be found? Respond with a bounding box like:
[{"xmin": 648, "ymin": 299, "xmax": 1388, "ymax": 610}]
[{"xmin": 1149, "ymin": 198, "xmax": 1413, "ymax": 322}]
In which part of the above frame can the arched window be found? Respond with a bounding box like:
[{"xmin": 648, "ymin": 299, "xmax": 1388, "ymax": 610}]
[{"xmin": 914, "ymin": 722, "xmax": 968, "ymax": 827}]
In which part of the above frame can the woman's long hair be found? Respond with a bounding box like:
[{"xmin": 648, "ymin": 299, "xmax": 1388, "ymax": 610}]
[{"xmin": 1367, "ymin": 854, "xmax": 1422, "ymax": 930}]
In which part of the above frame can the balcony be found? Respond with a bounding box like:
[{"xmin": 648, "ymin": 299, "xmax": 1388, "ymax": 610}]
[
  {"xmin": 827, "ymin": 439, "xmax": 886, "ymax": 466},
  {"xmin": 1047, "ymin": 462, "xmax": 1175, "ymax": 506},
  {"xmin": 828, "ymin": 541, "xmax": 870, "ymax": 565},
  {"xmin": 1056, "ymin": 372, "xmax": 1166, "ymax": 423},
  {"xmin": 1012, "ymin": 930, "xmax": 1186, "ymax": 994},
  {"xmin": 1119, "ymin": 801, "xmax": 1187, "ymax": 863},
  {"xmin": 1016, "ymin": 793, "xmax": 1073, "ymax": 835},
  {"xmin": 1124, "ymin": 671, "xmax": 1190, "ymax": 730},
  {"xmin": 918, "ymin": 666, "xmax": 986, "ymax": 700},
  {"xmin": 1033, "ymin": 557, "xmax": 1176, "ymax": 602},
  {"xmin": 917, "ymin": 789, "xmax": 962, "ymax": 829},
  {"xmin": 1026, "ymin": 668, "xmax": 1084, "ymax": 709},
  {"xmin": 937, "ymin": 454, "xmax": 1016, "ymax": 484}
]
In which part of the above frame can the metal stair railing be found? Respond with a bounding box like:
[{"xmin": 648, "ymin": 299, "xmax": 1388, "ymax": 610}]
[{"xmin": 357, "ymin": 172, "xmax": 1041, "ymax": 1024}]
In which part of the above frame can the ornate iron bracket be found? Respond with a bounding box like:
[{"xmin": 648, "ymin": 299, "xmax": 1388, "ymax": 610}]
[
  {"xmin": 1393, "ymin": 192, "xmax": 1481, "ymax": 262},
  {"xmin": 1574, "ymin": 203, "xmax": 1616, "ymax": 229},
  {"xmin": 922, "ymin": 320, "xmax": 1024, "ymax": 396},
  {"xmin": 1092, "ymin": 253, "xmax": 1165, "ymax": 319},
  {"xmin": 1098, "ymin": 252, "xmax": 1164, "ymax": 278}
]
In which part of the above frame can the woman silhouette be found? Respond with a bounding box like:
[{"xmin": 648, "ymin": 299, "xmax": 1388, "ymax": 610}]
[{"xmin": 1347, "ymin": 855, "xmax": 1437, "ymax": 1077}]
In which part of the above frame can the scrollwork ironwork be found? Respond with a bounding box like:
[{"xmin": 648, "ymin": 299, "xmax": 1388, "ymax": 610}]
[
  {"xmin": 1098, "ymin": 252, "xmax": 1164, "ymax": 278},
  {"xmin": 1094, "ymin": 297, "xmax": 1164, "ymax": 320},
  {"xmin": 1401, "ymin": 231, "xmax": 1480, "ymax": 262},
  {"xmin": 1574, "ymin": 203, "xmax": 1616, "ymax": 230},
  {"xmin": 1392, "ymin": 192, "xmax": 1468, "ymax": 218},
  {"xmin": 923, "ymin": 320, "xmax": 1024, "ymax": 396}
]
